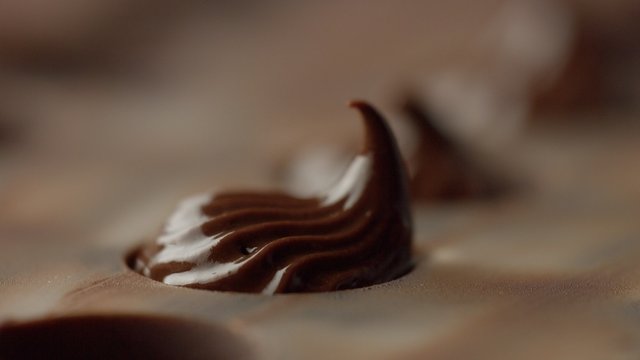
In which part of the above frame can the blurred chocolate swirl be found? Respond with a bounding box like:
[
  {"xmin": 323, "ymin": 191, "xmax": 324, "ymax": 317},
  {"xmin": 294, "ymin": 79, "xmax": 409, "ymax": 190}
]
[
  {"xmin": 401, "ymin": 96, "xmax": 503, "ymax": 201},
  {"xmin": 132, "ymin": 101, "xmax": 413, "ymax": 293}
]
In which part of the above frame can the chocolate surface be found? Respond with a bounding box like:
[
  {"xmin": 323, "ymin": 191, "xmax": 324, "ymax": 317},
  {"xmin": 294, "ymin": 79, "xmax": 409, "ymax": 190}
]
[
  {"xmin": 0, "ymin": 314, "xmax": 251, "ymax": 360},
  {"xmin": 132, "ymin": 101, "xmax": 413, "ymax": 293},
  {"xmin": 401, "ymin": 96, "xmax": 502, "ymax": 201}
]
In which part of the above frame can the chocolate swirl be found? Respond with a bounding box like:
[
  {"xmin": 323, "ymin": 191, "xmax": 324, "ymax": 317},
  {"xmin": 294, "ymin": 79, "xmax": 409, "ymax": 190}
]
[{"xmin": 132, "ymin": 101, "xmax": 413, "ymax": 294}]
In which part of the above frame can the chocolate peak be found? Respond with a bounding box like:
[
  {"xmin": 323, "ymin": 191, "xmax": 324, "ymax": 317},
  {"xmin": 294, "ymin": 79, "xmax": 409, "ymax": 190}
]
[
  {"xmin": 400, "ymin": 96, "xmax": 502, "ymax": 201},
  {"xmin": 132, "ymin": 101, "xmax": 413, "ymax": 294}
]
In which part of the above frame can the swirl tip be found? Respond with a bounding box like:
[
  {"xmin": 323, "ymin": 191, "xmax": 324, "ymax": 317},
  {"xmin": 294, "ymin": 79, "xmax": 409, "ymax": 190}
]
[{"xmin": 347, "ymin": 100, "xmax": 371, "ymax": 110}]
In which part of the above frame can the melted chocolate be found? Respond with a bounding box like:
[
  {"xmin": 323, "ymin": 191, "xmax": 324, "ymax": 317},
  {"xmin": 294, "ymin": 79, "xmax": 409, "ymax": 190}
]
[
  {"xmin": 0, "ymin": 314, "xmax": 251, "ymax": 360},
  {"xmin": 400, "ymin": 96, "xmax": 502, "ymax": 201},
  {"xmin": 132, "ymin": 101, "xmax": 413, "ymax": 293}
]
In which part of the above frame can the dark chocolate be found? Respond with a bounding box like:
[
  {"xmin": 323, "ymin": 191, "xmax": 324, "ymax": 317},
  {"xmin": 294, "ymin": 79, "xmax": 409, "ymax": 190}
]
[
  {"xmin": 132, "ymin": 101, "xmax": 413, "ymax": 293},
  {"xmin": 0, "ymin": 314, "xmax": 251, "ymax": 360}
]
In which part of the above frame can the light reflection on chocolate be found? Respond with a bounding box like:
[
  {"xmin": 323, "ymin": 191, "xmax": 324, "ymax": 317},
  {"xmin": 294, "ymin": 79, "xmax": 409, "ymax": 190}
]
[{"xmin": 132, "ymin": 101, "xmax": 413, "ymax": 294}]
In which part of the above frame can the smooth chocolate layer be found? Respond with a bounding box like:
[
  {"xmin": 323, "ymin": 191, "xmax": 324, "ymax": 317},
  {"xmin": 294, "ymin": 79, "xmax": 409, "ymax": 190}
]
[
  {"xmin": 401, "ymin": 96, "xmax": 502, "ymax": 201},
  {"xmin": 133, "ymin": 101, "xmax": 413, "ymax": 293}
]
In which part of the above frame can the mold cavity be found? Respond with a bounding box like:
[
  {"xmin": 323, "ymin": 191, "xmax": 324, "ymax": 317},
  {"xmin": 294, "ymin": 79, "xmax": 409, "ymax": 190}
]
[{"xmin": 0, "ymin": 314, "xmax": 252, "ymax": 360}]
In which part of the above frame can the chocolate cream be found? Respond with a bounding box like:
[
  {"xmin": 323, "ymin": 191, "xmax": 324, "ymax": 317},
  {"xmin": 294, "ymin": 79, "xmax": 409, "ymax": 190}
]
[{"xmin": 132, "ymin": 101, "xmax": 413, "ymax": 293}]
